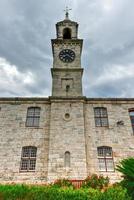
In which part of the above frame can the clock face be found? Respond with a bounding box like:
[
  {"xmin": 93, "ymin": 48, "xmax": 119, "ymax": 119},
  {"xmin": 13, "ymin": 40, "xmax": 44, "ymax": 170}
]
[{"xmin": 59, "ymin": 49, "xmax": 75, "ymax": 63}]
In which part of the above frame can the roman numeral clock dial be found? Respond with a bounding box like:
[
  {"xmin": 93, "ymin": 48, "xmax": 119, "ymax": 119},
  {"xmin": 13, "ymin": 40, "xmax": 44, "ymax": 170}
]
[{"xmin": 59, "ymin": 49, "xmax": 75, "ymax": 63}]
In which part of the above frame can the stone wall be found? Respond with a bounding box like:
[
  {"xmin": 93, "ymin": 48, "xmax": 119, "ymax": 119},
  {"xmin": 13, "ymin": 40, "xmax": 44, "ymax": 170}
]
[
  {"xmin": 47, "ymin": 98, "xmax": 87, "ymax": 182},
  {"xmin": 85, "ymin": 99, "xmax": 134, "ymax": 182},
  {"xmin": 0, "ymin": 98, "xmax": 50, "ymax": 184},
  {"xmin": 0, "ymin": 98, "xmax": 134, "ymax": 184},
  {"xmin": 51, "ymin": 68, "xmax": 83, "ymax": 97}
]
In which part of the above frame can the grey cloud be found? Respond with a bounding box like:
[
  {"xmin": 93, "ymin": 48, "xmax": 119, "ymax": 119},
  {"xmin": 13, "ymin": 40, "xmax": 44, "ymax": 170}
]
[{"xmin": 0, "ymin": 0, "xmax": 134, "ymax": 97}]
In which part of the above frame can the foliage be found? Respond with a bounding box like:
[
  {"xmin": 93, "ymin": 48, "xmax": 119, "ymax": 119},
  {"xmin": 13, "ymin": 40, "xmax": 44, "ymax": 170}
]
[
  {"xmin": 0, "ymin": 183, "xmax": 131, "ymax": 200},
  {"xmin": 0, "ymin": 184, "xmax": 29, "ymax": 200},
  {"xmin": 116, "ymin": 157, "xmax": 134, "ymax": 179},
  {"xmin": 116, "ymin": 157, "xmax": 134, "ymax": 199},
  {"xmin": 82, "ymin": 174, "xmax": 109, "ymax": 190},
  {"xmin": 52, "ymin": 178, "xmax": 74, "ymax": 188},
  {"xmin": 102, "ymin": 185, "xmax": 132, "ymax": 200},
  {"xmin": 0, "ymin": 184, "xmax": 101, "ymax": 200}
]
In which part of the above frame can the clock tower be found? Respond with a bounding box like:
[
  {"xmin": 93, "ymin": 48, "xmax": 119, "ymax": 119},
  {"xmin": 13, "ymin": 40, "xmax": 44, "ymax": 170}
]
[
  {"xmin": 48, "ymin": 10, "xmax": 87, "ymax": 182},
  {"xmin": 51, "ymin": 10, "xmax": 83, "ymax": 97}
]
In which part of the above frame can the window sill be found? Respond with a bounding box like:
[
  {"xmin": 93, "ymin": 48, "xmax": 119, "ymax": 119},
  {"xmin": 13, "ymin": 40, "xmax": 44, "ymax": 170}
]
[
  {"xmin": 95, "ymin": 126, "xmax": 109, "ymax": 128},
  {"xmin": 25, "ymin": 127, "xmax": 43, "ymax": 129},
  {"xmin": 19, "ymin": 170, "xmax": 35, "ymax": 173}
]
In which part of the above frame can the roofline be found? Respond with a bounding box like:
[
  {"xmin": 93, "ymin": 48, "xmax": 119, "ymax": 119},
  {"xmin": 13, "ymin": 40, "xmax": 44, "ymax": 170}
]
[{"xmin": 0, "ymin": 97, "xmax": 134, "ymax": 102}]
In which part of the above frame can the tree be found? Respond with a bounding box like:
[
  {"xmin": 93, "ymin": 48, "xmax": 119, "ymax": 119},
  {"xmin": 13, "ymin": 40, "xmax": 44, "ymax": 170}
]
[{"xmin": 116, "ymin": 157, "xmax": 134, "ymax": 199}]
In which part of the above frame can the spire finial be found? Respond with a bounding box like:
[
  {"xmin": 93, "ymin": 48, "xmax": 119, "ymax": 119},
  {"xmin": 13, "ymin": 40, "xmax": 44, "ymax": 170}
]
[{"xmin": 64, "ymin": 6, "xmax": 72, "ymax": 20}]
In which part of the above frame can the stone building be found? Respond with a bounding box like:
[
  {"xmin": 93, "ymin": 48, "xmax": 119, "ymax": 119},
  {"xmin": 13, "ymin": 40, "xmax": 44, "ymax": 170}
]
[{"xmin": 0, "ymin": 12, "xmax": 134, "ymax": 184}]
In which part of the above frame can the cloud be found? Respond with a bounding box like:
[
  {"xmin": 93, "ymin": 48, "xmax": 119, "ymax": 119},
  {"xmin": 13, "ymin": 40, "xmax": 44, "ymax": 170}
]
[
  {"xmin": 0, "ymin": 57, "xmax": 50, "ymax": 96},
  {"xmin": 85, "ymin": 64, "xmax": 134, "ymax": 97},
  {"xmin": 0, "ymin": 0, "xmax": 134, "ymax": 98}
]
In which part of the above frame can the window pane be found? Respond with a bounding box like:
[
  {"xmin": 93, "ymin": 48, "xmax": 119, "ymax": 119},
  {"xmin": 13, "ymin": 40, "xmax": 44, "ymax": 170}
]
[
  {"xmin": 26, "ymin": 107, "xmax": 40, "ymax": 127},
  {"xmin": 95, "ymin": 118, "xmax": 101, "ymax": 127},
  {"xmin": 129, "ymin": 111, "xmax": 134, "ymax": 134},
  {"xmin": 22, "ymin": 147, "xmax": 30, "ymax": 157},
  {"xmin": 94, "ymin": 108, "xmax": 108, "ymax": 127},
  {"xmin": 98, "ymin": 147, "xmax": 104, "ymax": 157},
  {"xmin": 29, "ymin": 159, "xmax": 36, "ymax": 170},
  {"xmin": 106, "ymin": 159, "xmax": 114, "ymax": 171},
  {"xmin": 130, "ymin": 111, "xmax": 134, "ymax": 116},
  {"xmin": 20, "ymin": 147, "xmax": 37, "ymax": 172},
  {"xmin": 26, "ymin": 117, "xmax": 34, "ymax": 127},
  {"xmin": 104, "ymin": 147, "xmax": 112, "ymax": 157},
  {"xmin": 94, "ymin": 108, "xmax": 101, "ymax": 117},
  {"xmin": 30, "ymin": 147, "xmax": 37, "ymax": 157},
  {"xmin": 34, "ymin": 108, "xmax": 40, "ymax": 116},
  {"xmin": 98, "ymin": 147, "xmax": 112, "ymax": 157},
  {"xmin": 27, "ymin": 108, "xmax": 35, "ymax": 117},
  {"xmin": 98, "ymin": 159, "xmax": 106, "ymax": 171},
  {"xmin": 100, "ymin": 108, "xmax": 107, "ymax": 117},
  {"xmin": 33, "ymin": 117, "xmax": 40, "ymax": 127},
  {"xmin": 21, "ymin": 159, "xmax": 29, "ymax": 170},
  {"xmin": 98, "ymin": 147, "xmax": 114, "ymax": 172},
  {"xmin": 130, "ymin": 117, "xmax": 134, "ymax": 124},
  {"xmin": 101, "ymin": 118, "xmax": 108, "ymax": 126}
]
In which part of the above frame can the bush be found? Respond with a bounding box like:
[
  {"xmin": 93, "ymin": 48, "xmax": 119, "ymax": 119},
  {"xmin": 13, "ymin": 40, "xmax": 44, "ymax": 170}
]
[
  {"xmin": 0, "ymin": 185, "xmax": 102, "ymax": 200},
  {"xmin": 0, "ymin": 183, "xmax": 131, "ymax": 200},
  {"xmin": 52, "ymin": 178, "xmax": 74, "ymax": 188},
  {"xmin": 0, "ymin": 184, "xmax": 29, "ymax": 200},
  {"xmin": 102, "ymin": 185, "xmax": 132, "ymax": 200},
  {"xmin": 82, "ymin": 174, "xmax": 109, "ymax": 190}
]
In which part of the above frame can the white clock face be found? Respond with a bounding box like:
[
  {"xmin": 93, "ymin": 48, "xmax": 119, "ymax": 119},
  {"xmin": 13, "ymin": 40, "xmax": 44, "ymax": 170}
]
[{"xmin": 59, "ymin": 49, "xmax": 75, "ymax": 63}]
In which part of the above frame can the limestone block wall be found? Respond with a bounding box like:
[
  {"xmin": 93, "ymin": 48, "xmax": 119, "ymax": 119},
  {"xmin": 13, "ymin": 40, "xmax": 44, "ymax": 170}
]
[
  {"xmin": 84, "ymin": 99, "xmax": 134, "ymax": 182},
  {"xmin": 0, "ymin": 98, "xmax": 50, "ymax": 184},
  {"xmin": 0, "ymin": 97, "xmax": 134, "ymax": 184},
  {"xmin": 52, "ymin": 69, "xmax": 83, "ymax": 97},
  {"xmin": 47, "ymin": 99, "xmax": 87, "ymax": 182}
]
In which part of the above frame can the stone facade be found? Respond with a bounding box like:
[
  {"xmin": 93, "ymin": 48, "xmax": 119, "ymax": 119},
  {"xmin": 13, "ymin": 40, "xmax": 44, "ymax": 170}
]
[
  {"xmin": 0, "ymin": 97, "xmax": 134, "ymax": 183},
  {"xmin": 0, "ymin": 15, "xmax": 134, "ymax": 184},
  {"xmin": 0, "ymin": 98, "xmax": 50, "ymax": 183}
]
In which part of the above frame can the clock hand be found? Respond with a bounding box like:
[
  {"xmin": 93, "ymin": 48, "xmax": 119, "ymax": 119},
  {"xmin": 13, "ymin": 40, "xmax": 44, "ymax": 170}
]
[{"xmin": 66, "ymin": 54, "xmax": 72, "ymax": 59}]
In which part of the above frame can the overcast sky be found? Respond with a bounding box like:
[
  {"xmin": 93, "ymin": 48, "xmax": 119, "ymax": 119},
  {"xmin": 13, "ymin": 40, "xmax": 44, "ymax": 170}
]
[{"xmin": 0, "ymin": 0, "xmax": 134, "ymax": 98}]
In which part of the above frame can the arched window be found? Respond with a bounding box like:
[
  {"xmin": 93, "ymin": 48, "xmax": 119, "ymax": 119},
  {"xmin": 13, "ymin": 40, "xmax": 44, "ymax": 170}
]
[
  {"xmin": 20, "ymin": 146, "xmax": 37, "ymax": 172},
  {"xmin": 26, "ymin": 107, "xmax": 41, "ymax": 127},
  {"xmin": 64, "ymin": 151, "xmax": 70, "ymax": 167},
  {"xmin": 129, "ymin": 109, "xmax": 134, "ymax": 134},
  {"xmin": 94, "ymin": 107, "xmax": 108, "ymax": 127},
  {"xmin": 63, "ymin": 28, "xmax": 71, "ymax": 39},
  {"xmin": 97, "ymin": 146, "xmax": 114, "ymax": 172}
]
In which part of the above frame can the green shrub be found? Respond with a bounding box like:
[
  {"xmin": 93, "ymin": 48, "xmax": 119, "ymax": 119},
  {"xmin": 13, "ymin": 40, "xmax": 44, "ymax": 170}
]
[
  {"xmin": 0, "ymin": 183, "xmax": 131, "ymax": 200},
  {"xmin": 82, "ymin": 174, "xmax": 109, "ymax": 190},
  {"xmin": 52, "ymin": 178, "xmax": 74, "ymax": 188},
  {"xmin": 0, "ymin": 184, "xmax": 29, "ymax": 200},
  {"xmin": 102, "ymin": 185, "xmax": 132, "ymax": 200},
  {"xmin": 0, "ymin": 184, "xmax": 102, "ymax": 200}
]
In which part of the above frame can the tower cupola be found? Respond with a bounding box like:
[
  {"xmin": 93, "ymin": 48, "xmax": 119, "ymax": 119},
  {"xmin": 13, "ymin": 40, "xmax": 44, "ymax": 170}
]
[{"xmin": 56, "ymin": 8, "xmax": 78, "ymax": 39}]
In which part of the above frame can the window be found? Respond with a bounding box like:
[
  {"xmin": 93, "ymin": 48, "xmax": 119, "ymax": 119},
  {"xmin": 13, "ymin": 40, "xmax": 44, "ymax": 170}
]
[
  {"xmin": 20, "ymin": 146, "xmax": 37, "ymax": 172},
  {"xmin": 97, "ymin": 146, "xmax": 114, "ymax": 172},
  {"xmin": 94, "ymin": 107, "xmax": 108, "ymax": 127},
  {"xmin": 26, "ymin": 107, "xmax": 40, "ymax": 127},
  {"xmin": 64, "ymin": 151, "xmax": 70, "ymax": 167},
  {"xmin": 63, "ymin": 28, "xmax": 71, "ymax": 39},
  {"xmin": 129, "ymin": 109, "xmax": 134, "ymax": 133}
]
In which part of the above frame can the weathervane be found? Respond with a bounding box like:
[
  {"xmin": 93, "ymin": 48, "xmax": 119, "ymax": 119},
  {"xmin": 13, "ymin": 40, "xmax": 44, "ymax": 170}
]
[{"xmin": 64, "ymin": 6, "xmax": 72, "ymax": 19}]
